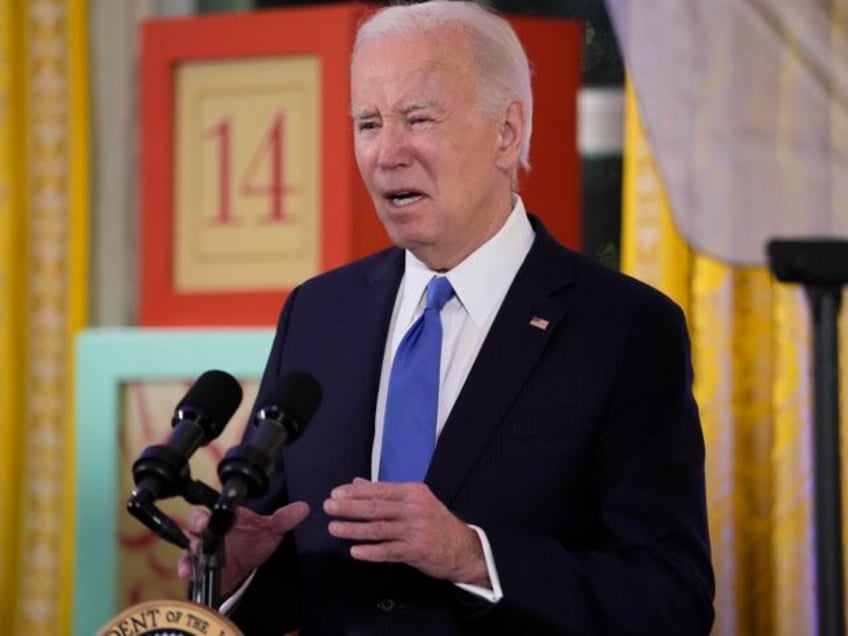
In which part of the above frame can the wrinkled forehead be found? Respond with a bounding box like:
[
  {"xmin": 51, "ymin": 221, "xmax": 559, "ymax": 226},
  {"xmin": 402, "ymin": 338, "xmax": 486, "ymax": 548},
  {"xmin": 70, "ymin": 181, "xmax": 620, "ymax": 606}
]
[
  {"xmin": 352, "ymin": 22, "xmax": 476, "ymax": 64},
  {"xmin": 350, "ymin": 29, "xmax": 477, "ymax": 106},
  {"xmin": 351, "ymin": 27, "xmax": 477, "ymax": 83}
]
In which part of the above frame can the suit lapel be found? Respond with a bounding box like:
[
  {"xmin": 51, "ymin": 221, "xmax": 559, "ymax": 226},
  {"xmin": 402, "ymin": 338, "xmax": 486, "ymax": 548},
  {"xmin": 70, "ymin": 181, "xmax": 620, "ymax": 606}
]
[
  {"xmin": 284, "ymin": 249, "xmax": 404, "ymax": 489},
  {"xmin": 333, "ymin": 249, "xmax": 406, "ymax": 476},
  {"xmin": 426, "ymin": 225, "xmax": 574, "ymax": 505}
]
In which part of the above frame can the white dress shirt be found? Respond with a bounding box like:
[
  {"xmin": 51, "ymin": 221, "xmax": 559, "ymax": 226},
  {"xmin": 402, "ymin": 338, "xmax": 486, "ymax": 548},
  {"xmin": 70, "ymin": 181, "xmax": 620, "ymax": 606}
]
[{"xmin": 372, "ymin": 197, "xmax": 535, "ymax": 602}]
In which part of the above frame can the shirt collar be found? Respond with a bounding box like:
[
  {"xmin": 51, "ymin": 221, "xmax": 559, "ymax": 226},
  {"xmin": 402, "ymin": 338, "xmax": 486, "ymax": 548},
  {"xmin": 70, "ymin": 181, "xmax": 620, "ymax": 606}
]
[{"xmin": 397, "ymin": 196, "xmax": 535, "ymax": 329}]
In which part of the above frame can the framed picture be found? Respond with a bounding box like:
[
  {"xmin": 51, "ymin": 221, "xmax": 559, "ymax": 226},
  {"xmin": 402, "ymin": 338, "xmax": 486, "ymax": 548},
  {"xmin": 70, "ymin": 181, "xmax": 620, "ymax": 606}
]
[
  {"xmin": 139, "ymin": 5, "xmax": 385, "ymax": 326},
  {"xmin": 73, "ymin": 327, "xmax": 274, "ymax": 635}
]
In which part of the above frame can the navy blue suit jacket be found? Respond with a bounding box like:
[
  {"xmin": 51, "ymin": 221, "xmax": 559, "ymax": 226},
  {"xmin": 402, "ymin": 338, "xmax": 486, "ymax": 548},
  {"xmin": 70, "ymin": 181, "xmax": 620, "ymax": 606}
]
[{"xmin": 231, "ymin": 218, "xmax": 715, "ymax": 635}]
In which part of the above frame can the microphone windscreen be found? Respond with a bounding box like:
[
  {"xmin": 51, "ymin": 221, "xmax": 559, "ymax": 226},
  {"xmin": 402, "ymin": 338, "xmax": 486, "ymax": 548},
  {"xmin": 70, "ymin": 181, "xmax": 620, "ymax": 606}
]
[
  {"xmin": 263, "ymin": 371, "xmax": 322, "ymax": 427},
  {"xmin": 176, "ymin": 369, "xmax": 243, "ymax": 440}
]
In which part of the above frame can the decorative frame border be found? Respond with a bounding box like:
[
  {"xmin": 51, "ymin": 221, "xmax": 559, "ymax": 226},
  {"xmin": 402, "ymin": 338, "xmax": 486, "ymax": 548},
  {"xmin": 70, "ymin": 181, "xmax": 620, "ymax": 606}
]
[
  {"xmin": 73, "ymin": 327, "xmax": 274, "ymax": 635},
  {"xmin": 139, "ymin": 5, "xmax": 379, "ymax": 326}
]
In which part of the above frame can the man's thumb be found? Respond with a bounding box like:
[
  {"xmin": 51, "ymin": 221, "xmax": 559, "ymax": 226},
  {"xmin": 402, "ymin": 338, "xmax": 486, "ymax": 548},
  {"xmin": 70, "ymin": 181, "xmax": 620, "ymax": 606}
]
[{"xmin": 269, "ymin": 501, "xmax": 310, "ymax": 534}]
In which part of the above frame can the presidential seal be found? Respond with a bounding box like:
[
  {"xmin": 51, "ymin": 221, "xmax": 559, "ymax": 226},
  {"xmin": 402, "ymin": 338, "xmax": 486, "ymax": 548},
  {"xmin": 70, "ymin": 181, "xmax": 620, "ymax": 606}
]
[{"xmin": 97, "ymin": 599, "xmax": 242, "ymax": 636}]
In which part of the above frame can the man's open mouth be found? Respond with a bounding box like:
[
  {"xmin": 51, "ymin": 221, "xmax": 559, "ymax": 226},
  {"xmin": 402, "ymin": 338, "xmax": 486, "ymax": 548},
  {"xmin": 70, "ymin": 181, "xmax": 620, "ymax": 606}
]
[{"xmin": 385, "ymin": 191, "xmax": 426, "ymax": 207}]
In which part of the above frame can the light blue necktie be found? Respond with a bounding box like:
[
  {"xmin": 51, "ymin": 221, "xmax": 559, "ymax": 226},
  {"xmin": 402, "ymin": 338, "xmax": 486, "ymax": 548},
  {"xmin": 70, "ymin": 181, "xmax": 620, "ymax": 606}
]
[{"xmin": 379, "ymin": 276, "xmax": 455, "ymax": 482}]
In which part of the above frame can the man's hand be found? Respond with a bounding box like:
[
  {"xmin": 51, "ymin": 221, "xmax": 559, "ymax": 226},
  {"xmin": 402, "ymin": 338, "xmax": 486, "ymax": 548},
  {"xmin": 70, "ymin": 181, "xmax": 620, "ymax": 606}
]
[
  {"xmin": 324, "ymin": 478, "xmax": 489, "ymax": 587},
  {"xmin": 177, "ymin": 502, "xmax": 310, "ymax": 597}
]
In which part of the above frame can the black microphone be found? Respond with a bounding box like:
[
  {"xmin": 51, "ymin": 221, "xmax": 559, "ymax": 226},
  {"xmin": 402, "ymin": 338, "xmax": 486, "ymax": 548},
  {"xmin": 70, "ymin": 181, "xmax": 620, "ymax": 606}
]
[
  {"xmin": 209, "ymin": 371, "xmax": 321, "ymax": 534},
  {"xmin": 127, "ymin": 370, "xmax": 243, "ymax": 546}
]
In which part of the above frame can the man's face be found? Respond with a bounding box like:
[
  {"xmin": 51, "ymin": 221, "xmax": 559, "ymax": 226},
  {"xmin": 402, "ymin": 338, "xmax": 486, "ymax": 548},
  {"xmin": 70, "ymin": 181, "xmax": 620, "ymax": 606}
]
[{"xmin": 351, "ymin": 27, "xmax": 517, "ymax": 271}]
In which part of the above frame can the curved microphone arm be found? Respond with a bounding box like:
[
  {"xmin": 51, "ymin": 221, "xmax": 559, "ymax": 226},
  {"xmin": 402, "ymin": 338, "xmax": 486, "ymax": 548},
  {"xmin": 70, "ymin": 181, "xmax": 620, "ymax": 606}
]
[
  {"xmin": 126, "ymin": 494, "xmax": 190, "ymax": 549},
  {"xmin": 126, "ymin": 473, "xmax": 222, "ymax": 549}
]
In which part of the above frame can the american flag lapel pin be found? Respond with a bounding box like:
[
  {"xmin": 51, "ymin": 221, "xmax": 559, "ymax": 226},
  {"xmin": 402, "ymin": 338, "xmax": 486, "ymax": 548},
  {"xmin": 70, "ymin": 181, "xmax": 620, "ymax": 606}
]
[{"xmin": 529, "ymin": 316, "xmax": 549, "ymax": 331}]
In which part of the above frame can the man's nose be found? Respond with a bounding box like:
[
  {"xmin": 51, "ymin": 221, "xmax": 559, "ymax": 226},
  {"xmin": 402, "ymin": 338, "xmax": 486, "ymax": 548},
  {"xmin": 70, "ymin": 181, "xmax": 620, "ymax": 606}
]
[{"xmin": 376, "ymin": 124, "xmax": 410, "ymax": 169}]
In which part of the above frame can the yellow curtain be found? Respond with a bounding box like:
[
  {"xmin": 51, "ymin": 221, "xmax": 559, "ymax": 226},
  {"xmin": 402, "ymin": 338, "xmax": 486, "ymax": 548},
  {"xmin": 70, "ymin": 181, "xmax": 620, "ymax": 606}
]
[
  {"xmin": 622, "ymin": 81, "xmax": 848, "ymax": 635},
  {"xmin": 0, "ymin": 1, "xmax": 25, "ymax": 626},
  {"xmin": 0, "ymin": 1, "xmax": 89, "ymax": 633}
]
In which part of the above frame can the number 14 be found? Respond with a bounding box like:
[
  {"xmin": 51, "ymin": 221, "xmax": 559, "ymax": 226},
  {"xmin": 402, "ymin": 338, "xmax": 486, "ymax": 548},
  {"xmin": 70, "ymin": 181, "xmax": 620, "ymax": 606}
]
[{"xmin": 203, "ymin": 113, "xmax": 297, "ymax": 226}]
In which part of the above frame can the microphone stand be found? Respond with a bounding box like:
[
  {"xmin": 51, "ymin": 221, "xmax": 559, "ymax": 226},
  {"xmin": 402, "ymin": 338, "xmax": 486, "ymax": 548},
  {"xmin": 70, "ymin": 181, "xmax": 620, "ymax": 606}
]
[
  {"xmin": 127, "ymin": 472, "xmax": 231, "ymax": 610},
  {"xmin": 768, "ymin": 239, "xmax": 848, "ymax": 636},
  {"xmin": 191, "ymin": 527, "xmax": 226, "ymax": 608},
  {"xmin": 189, "ymin": 370, "xmax": 322, "ymax": 606},
  {"xmin": 191, "ymin": 479, "xmax": 251, "ymax": 607},
  {"xmin": 185, "ymin": 479, "xmax": 235, "ymax": 609}
]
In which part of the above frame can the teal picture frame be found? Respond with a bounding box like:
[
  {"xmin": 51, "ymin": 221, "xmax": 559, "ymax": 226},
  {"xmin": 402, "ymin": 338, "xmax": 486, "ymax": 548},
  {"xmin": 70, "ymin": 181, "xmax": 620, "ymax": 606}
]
[{"xmin": 73, "ymin": 327, "xmax": 274, "ymax": 636}]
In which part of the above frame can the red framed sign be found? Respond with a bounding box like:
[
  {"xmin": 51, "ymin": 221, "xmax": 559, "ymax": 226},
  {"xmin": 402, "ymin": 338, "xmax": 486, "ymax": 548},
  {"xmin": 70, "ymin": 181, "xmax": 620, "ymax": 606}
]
[
  {"xmin": 140, "ymin": 4, "xmax": 381, "ymax": 326},
  {"xmin": 140, "ymin": 5, "xmax": 581, "ymax": 327}
]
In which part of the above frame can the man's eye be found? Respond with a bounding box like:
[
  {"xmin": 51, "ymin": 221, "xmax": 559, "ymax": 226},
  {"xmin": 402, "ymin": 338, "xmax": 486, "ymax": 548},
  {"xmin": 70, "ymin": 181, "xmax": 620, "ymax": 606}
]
[
  {"xmin": 357, "ymin": 121, "xmax": 379, "ymax": 132},
  {"xmin": 409, "ymin": 116, "xmax": 432, "ymax": 126}
]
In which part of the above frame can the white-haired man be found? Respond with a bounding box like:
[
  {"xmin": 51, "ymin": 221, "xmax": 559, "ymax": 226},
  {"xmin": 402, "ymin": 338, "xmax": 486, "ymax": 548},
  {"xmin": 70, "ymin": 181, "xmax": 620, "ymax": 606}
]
[{"xmin": 180, "ymin": 2, "xmax": 714, "ymax": 633}]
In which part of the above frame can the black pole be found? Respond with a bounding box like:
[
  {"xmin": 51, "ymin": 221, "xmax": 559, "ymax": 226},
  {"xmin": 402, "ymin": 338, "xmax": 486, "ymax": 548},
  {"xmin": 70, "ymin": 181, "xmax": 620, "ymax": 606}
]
[
  {"xmin": 191, "ymin": 531, "xmax": 226, "ymax": 608},
  {"xmin": 807, "ymin": 285, "xmax": 844, "ymax": 636},
  {"xmin": 768, "ymin": 239, "xmax": 848, "ymax": 636}
]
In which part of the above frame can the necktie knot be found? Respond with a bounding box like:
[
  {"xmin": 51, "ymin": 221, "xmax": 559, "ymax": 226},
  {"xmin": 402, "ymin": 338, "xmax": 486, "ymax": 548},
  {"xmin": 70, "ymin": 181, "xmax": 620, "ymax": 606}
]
[{"xmin": 426, "ymin": 276, "xmax": 454, "ymax": 312}]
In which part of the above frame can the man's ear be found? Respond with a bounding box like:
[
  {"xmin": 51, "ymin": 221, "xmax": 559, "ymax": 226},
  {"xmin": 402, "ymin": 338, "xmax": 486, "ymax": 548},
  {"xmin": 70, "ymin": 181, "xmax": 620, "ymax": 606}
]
[{"xmin": 495, "ymin": 100, "xmax": 524, "ymax": 170}]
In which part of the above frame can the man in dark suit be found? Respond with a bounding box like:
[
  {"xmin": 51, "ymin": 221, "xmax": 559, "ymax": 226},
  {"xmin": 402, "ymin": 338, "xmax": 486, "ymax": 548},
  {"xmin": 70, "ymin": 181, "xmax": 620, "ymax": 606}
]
[{"xmin": 180, "ymin": 1, "xmax": 714, "ymax": 633}]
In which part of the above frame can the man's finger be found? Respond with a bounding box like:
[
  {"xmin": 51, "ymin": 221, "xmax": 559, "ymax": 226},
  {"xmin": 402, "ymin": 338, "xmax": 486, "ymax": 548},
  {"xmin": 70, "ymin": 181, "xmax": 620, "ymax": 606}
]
[
  {"xmin": 323, "ymin": 495, "xmax": 402, "ymax": 520},
  {"xmin": 189, "ymin": 509, "xmax": 210, "ymax": 534},
  {"xmin": 330, "ymin": 479, "xmax": 415, "ymax": 501},
  {"xmin": 349, "ymin": 541, "xmax": 407, "ymax": 563},
  {"xmin": 328, "ymin": 519, "xmax": 400, "ymax": 541},
  {"xmin": 177, "ymin": 552, "xmax": 194, "ymax": 580}
]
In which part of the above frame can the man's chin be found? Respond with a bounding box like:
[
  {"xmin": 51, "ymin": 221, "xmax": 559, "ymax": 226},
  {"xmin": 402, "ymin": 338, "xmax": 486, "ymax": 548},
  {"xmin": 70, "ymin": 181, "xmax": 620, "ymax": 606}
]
[
  {"xmin": 385, "ymin": 229, "xmax": 431, "ymax": 256},
  {"xmin": 381, "ymin": 217, "xmax": 425, "ymax": 247},
  {"xmin": 389, "ymin": 232, "xmax": 426, "ymax": 253},
  {"xmin": 396, "ymin": 238, "xmax": 456, "ymax": 271}
]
